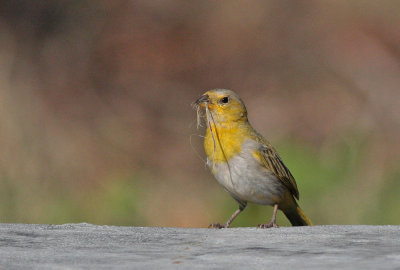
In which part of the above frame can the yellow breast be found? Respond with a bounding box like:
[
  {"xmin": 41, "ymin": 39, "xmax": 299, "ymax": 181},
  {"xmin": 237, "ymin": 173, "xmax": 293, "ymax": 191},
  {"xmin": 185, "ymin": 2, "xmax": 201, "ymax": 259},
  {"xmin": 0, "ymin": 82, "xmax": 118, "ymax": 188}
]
[{"xmin": 204, "ymin": 122, "xmax": 253, "ymax": 164}]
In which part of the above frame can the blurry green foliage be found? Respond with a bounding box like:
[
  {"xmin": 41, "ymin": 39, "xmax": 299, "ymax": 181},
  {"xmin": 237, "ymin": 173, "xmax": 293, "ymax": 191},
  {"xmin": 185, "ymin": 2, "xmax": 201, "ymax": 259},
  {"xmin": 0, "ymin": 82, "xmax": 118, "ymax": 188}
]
[{"xmin": 0, "ymin": 134, "xmax": 398, "ymax": 226}]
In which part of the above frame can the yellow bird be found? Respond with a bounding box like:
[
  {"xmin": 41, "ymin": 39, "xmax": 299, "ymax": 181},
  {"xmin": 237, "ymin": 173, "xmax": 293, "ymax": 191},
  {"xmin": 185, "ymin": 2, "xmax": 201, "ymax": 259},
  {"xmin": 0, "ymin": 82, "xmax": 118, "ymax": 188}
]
[{"xmin": 193, "ymin": 89, "xmax": 312, "ymax": 228}]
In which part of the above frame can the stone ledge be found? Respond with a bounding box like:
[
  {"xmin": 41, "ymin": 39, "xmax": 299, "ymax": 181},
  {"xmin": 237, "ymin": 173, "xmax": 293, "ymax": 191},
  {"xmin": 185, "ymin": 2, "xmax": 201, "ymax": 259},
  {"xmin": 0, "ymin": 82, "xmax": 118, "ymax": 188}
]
[{"xmin": 0, "ymin": 223, "xmax": 399, "ymax": 269}]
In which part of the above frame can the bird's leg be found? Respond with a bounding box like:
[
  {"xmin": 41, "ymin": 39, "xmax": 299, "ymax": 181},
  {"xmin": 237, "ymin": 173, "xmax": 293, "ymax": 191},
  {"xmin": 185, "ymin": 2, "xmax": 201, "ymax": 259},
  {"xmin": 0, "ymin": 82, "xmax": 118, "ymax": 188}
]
[
  {"xmin": 209, "ymin": 203, "xmax": 246, "ymax": 229},
  {"xmin": 258, "ymin": 204, "xmax": 279, "ymax": 228}
]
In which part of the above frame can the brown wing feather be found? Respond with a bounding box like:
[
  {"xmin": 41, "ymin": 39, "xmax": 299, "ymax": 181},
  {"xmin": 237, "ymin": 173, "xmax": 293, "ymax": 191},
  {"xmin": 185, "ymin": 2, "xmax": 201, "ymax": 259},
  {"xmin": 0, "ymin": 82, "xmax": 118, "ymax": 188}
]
[{"xmin": 259, "ymin": 145, "xmax": 299, "ymax": 199}]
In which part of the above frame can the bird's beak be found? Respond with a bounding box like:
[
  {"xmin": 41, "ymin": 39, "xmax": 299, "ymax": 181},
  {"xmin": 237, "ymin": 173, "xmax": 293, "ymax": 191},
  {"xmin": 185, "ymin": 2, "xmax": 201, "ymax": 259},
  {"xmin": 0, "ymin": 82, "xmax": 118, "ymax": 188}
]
[{"xmin": 194, "ymin": 94, "xmax": 209, "ymax": 108}]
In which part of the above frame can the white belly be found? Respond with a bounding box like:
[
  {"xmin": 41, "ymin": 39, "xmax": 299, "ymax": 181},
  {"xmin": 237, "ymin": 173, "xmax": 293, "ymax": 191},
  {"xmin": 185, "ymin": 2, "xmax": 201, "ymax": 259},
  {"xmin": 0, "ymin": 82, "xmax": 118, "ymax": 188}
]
[{"xmin": 208, "ymin": 139, "xmax": 286, "ymax": 205}]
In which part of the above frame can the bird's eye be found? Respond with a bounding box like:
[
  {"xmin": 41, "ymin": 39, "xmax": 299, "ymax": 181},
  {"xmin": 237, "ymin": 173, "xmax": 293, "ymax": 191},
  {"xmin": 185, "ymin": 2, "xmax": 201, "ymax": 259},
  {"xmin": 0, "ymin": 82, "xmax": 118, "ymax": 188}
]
[{"xmin": 220, "ymin": 97, "xmax": 229, "ymax": 104}]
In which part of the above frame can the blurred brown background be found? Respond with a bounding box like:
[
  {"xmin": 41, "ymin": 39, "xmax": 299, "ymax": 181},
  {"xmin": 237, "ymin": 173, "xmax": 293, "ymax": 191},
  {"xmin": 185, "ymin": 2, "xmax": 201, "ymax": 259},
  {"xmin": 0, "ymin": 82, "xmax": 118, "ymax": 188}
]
[{"xmin": 0, "ymin": 1, "xmax": 399, "ymax": 227}]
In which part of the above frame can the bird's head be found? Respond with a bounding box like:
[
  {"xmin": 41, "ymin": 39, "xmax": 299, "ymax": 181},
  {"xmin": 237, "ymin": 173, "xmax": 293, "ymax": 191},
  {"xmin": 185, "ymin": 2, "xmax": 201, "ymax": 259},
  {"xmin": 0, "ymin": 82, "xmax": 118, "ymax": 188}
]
[{"xmin": 193, "ymin": 89, "xmax": 248, "ymax": 126}]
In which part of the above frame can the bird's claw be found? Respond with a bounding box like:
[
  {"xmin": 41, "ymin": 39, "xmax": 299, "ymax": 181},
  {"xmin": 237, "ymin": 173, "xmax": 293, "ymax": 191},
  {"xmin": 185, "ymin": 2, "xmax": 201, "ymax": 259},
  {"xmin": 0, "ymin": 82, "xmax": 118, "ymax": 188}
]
[
  {"xmin": 208, "ymin": 223, "xmax": 227, "ymax": 229},
  {"xmin": 258, "ymin": 222, "xmax": 279, "ymax": 229}
]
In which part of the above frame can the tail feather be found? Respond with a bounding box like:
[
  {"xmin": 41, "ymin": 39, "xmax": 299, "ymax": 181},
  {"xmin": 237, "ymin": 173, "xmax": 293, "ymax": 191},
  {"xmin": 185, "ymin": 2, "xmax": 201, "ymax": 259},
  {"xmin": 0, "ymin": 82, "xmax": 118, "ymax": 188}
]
[{"xmin": 283, "ymin": 205, "xmax": 312, "ymax": 226}]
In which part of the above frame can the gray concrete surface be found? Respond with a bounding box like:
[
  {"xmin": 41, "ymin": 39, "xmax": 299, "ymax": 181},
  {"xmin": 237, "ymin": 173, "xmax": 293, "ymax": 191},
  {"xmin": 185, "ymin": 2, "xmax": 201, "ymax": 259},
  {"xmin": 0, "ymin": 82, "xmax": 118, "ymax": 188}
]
[{"xmin": 0, "ymin": 223, "xmax": 399, "ymax": 269}]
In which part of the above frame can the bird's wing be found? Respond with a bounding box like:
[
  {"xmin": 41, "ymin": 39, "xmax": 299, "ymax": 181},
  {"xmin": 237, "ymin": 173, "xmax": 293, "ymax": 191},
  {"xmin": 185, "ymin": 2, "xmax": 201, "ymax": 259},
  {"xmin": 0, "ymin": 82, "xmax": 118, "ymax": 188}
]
[{"xmin": 258, "ymin": 145, "xmax": 299, "ymax": 199}]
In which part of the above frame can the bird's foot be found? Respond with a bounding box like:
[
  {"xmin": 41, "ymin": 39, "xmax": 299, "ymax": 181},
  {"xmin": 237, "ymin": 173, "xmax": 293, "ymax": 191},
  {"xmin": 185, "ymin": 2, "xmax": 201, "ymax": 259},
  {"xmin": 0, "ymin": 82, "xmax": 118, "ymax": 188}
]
[
  {"xmin": 258, "ymin": 222, "xmax": 279, "ymax": 229},
  {"xmin": 208, "ymin": 223, "xmax": 228, "ymax": 229}
]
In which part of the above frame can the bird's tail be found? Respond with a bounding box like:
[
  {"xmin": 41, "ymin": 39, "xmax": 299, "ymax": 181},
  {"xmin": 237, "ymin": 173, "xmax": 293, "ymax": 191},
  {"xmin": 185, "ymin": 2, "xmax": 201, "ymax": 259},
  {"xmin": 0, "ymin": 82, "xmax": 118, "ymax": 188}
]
[{"xmin": 283, "ymin": 205, "xmax": 312, "ymax": 226}]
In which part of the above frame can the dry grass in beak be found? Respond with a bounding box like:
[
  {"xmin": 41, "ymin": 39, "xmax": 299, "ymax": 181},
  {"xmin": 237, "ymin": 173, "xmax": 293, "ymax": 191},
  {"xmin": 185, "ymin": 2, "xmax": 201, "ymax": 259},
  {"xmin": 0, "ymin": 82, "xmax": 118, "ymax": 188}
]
[
  {"xmin": 191, "ymin": 102, "xmax": 203, "ymax": 129},
  {"xmin": 192, "ymin": 101, "xmax": 216, "ymax": 168}
]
